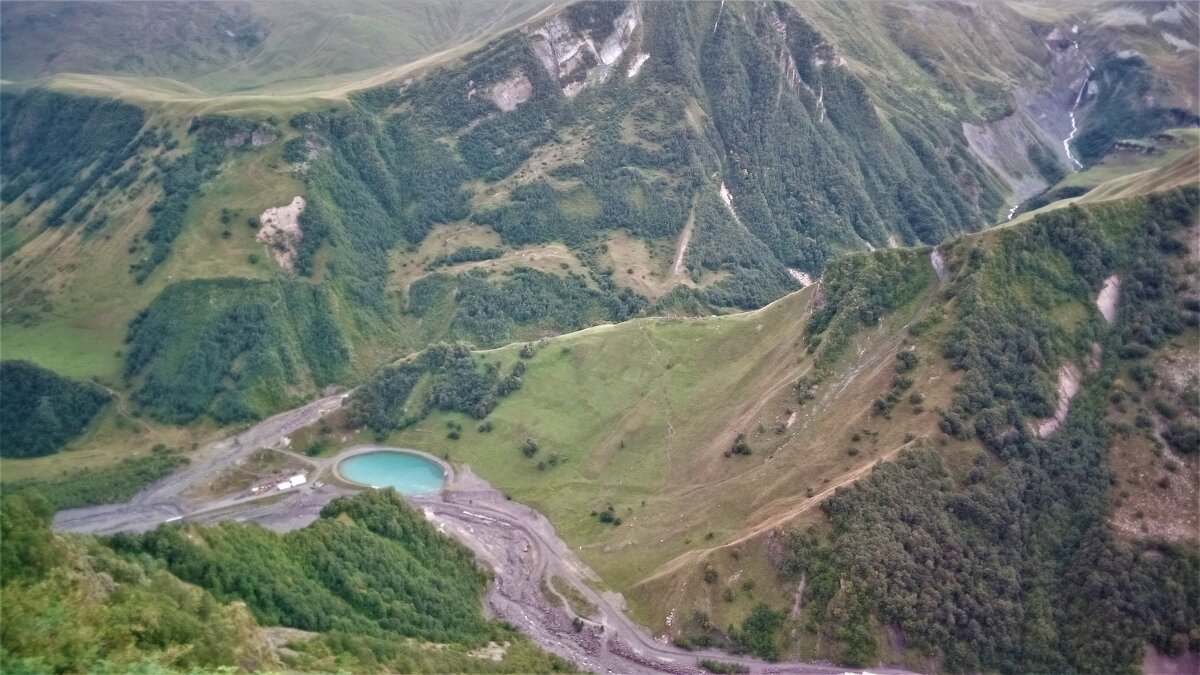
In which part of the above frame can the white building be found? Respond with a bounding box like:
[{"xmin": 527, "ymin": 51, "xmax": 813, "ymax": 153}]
[{"xmin": 276, "ymin": 473, "xmax": 308, "ymax": 491}]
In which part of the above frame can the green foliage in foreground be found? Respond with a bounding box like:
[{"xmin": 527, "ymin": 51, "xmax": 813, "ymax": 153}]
[
  {"xmin": 114, "ymin": 491, "xmax": 491, "ymax": 643},
  {"xmin": 1, "ymin": 494, "xmax": 277, "ymax": 673},
  {"xmin": 1, "ymin": 445, "xmax": 186, "ymax": 510},
  {"xmin": 110, "ymin": 490, "xmax": 573, "ymax": 673},
  {"xmin": 1, "ymin": 491, "xmax": 571, "ymax": 674},
  {"xmin": 0, "ymin": 360, "xmax": 110, "ymax": 458}
]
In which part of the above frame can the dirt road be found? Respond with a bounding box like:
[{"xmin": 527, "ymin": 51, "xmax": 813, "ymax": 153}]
[
  {"xmin": 53, "ymin": 400, "xmax": 911, "ymax": 674},
  {"xmin": 187, "ymin": 460, "xmax": 910, "ymax": 674},
  {"xmin": 53, "ymin": 392, "xmax": 347, "ymax": 534}
]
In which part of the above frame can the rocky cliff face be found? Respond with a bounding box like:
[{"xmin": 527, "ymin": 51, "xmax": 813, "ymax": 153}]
[
  {"xmin": 526, "ymin": 1, "xmax": 641, "ymax": 97},
  {"xmin": 961, "ymin": 3, "xmax": 1199, "ymax": 204}
]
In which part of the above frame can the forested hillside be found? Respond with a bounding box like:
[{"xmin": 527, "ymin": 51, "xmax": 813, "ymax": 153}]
[
  {"xmin": 4, "ymin": 1, "xmax": 1195, "ymax": 434},
  {"xmin": 1, "ymin": 490, "xmax": 570, "ymax": 673},
  {"xmin": 791, "ymin": 188, "xmax": 1200, "ymax": 671},
  {"xmin": 0, "ymin": 361, "xmax": 109, "ymax": 458}
]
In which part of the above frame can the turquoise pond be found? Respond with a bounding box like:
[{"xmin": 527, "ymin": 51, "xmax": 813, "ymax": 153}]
[{"xmin": 337, "ymin": 451, "xmax": 446, "ymax": 495}]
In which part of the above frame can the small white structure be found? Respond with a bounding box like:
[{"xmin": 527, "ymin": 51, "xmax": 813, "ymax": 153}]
[{"xmin": 276, "ymin": 473, "xmax": 308, "ymax": 491}]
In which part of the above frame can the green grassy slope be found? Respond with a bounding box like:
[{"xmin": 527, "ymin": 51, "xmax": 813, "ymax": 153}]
[
  {"xmin": 0, "ymin": 494, "xmax": 279, "ymax": 673},
  {"xmin": 321, "ymin": 247, "xmax": 956, "ymax": 629},
  {"xmin": 0, "ymin": 1, "xmax": 551, "ymax": 95},
  {"xmin": 328, "ymin": 186, "xmax": 1199, "ymax": 671}
]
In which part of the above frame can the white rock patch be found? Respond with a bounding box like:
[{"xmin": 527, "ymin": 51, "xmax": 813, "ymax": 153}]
[
  {"xmin": 598, "ymin": 4, "xmax": 639, "ymax": 65},
  {"xmin": 1097, "ymin": 275, "xmax": 1121, "ymax": 325},
  {"xmin": 257, "ymin": 196, "xmax": 306, "ymax": 271},
  {"xmin": 930, "ymin": 248, "xmax": 947, "ymax": 283},
  {"xmin": 488, "ymin": 72, "xmax": 533, "ymax": 112},
  {"xmin": 788, "ymin": 268, "xmax": 812, "ymax": 287},
  {"xmin": 527, "ymin": 3, "xmax": 641, "ymax": 98},
  {"xmin": 1035, "ymin": 363, "xmax": 1081, "ymax": 438},
  {"xmin": 627, "ymin": 53, "xmax": 650, "ymax": 78},
  {"xmin": 719, "ymin": 182, "xmax": 733, "ymax": 208},
  {"xmin": 718, "ymin": 181, "xmax": 748, "ymax": 230},
  {"xmin": 1162, "ymin": 32, "xmax": 1197, "ymax": 52}
]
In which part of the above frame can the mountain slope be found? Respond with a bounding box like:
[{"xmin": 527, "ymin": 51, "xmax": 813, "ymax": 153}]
[
  {"xmin": 2, "ymin": 0, "xmax": 1196, "ymax": 482},
  {"xmin": 0, "ymin": 1, "xmax": 551, "ymax": 95},
  {"xmin": 333, "ymin": 186, "xmax": 1200, "ymax": 671}
]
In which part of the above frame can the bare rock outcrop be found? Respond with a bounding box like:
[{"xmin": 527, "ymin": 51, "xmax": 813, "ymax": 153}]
[
  {"xmin": 1034, "ymin": 363, "xmax": 1081, "ymax": 438},
  {"xmin": 257, "ymin": 196, "xmax": 306, "ymax": 271},
  {"xmin": 527, "ymin": 2, "xmax": 641, "ymax": 97},
  {"xmin": 488, "ymin": 72, "xmax": 533, "ymax": 112},
  {"xmin": 1097, "ymin": 275, "xmax": 1121, "ymax": 325}
]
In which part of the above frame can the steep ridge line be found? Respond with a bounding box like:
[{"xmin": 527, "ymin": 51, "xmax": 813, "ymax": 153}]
[{"xmin": 635, "ymin": 280, "xmax": 942, "ymax": 587}]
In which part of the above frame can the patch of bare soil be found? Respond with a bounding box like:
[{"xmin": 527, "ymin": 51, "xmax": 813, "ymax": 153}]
[
  {"xmin": 1035, "ymin": 363, "xmax": 1081, "ymax": 437},
  {"xmin": 260, "ymin": 626, "xmax": 319, "ymax": 658},
  {"xmin": 1109, "ymin": 350, "xmax": 1200, "ymax": 545},
  {"xmin": 787, "ymin": 268, "xmax": 813, "ymax": 287},
  {"xmin": 627, "ymin": 52, "xmax": 650, "ymax": 78},
  {"xmin": 1143, "ymin": 644, "xmax": 1200, "ymax": 675},
  {"xmin": 257, "ymin": 196, "xmax": 305, "ymax": 270},
  {"xmin": 671, "ymin": 206, "xmax": 695, "ymax": 276},
  {"xmin": 1097, "ymin": 275, "xmax": 1121, "ymax": 325},
  {"xmin": 486, "ymin": 72, "xmax": 532, "ymax": 112},
  {"xmin": 469, "ymin": 641, "xmax": 509, "ymax": 661},
  {"xmin": 1110, "ymin": 422, "xmax": 1199, "ymax": 544},
  {"xmin": 187, "ymin": 448, "xmax": 313, "ymax": 501}
]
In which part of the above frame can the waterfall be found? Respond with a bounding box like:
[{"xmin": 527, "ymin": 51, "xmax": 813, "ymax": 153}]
[
  {"xmin": 1063, "ymin": 67, "xmax": 1093, "ymax": 170},
  {"xmin": 712, "ymin": 0, "xmax": 724, "ymax": 35}
]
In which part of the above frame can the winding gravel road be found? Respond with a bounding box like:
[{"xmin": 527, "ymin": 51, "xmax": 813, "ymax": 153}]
[
  {"xmin": 53, "ymin": 398, "xmax": 911, "ymax": 675},
  {"xmin": 54, "ymin": 392, "xmax": 347, "ymax": 534}
]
